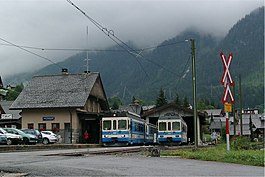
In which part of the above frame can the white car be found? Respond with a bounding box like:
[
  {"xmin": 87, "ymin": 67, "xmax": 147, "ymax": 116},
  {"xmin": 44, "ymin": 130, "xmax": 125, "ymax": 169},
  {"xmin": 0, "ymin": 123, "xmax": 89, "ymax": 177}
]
[
  {"xmin": 41, "ymin": 131, "xmax": 58, "ymax": 144},
  {"xmin": 0, "ymin": 128, "xmax": 23, "ymax": 145}
]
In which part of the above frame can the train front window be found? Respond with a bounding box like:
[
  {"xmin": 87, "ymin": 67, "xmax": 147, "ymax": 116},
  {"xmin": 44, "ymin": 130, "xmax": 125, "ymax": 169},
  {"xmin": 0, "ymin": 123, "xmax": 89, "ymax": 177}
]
[
  {"xmin": 118, "ymin": 120, "xmax": 127, "ymax": 130},
  {"xmin": 159, "ymin": 122, "xmax": 166, "ymax": 131},
  {"xmin": 103, "ymin": 120, "xmax": 111, "ymax": 130},
  {"xmin": 172, "ymin": 122, "xmax": 180, "ymax": 131}
]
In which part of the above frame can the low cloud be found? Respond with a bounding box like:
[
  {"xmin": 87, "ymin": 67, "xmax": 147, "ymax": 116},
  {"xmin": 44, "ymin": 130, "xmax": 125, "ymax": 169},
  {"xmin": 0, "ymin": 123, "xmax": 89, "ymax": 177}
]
[{"xmin": 0, "ymin": 0, "xmax": 263, "ymax": 78}]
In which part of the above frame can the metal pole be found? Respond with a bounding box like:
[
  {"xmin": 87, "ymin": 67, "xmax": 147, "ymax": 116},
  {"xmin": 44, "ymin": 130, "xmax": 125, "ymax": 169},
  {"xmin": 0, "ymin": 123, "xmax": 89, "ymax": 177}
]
[
  {"xmin": 233, "ymin": 80, "xmax": 236, "ymax": 136},
  {"xmin": 225, "ymin": 111, "xmax": 230, "ymax": 151},
  {"xmin": 239, "ymin": 74, "xmax": 243, "ymax": 136},
  {"xmin": 191, "ymin": 39, "xmax": 198, "ymax": 148}
]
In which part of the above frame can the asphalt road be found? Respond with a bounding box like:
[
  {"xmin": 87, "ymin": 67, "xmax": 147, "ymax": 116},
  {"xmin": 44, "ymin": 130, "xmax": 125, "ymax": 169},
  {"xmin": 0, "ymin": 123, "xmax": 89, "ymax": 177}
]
[{"xmin": 0, "ymin": 148, "xmax": 264, "ymax": 176}]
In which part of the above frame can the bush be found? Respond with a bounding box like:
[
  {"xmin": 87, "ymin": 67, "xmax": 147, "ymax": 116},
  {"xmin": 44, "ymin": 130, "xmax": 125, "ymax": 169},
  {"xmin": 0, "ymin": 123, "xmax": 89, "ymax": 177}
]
[{"xmin": 232, "ymin": 136, "xmax": 252, "ymax": 150}]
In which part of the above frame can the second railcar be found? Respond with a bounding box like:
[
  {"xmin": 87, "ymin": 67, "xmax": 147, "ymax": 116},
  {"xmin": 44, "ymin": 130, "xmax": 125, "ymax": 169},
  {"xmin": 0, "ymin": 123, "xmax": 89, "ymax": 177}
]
[{"xmin": 157, "ymin": 115, "xmax": 187, "ymax": 145}]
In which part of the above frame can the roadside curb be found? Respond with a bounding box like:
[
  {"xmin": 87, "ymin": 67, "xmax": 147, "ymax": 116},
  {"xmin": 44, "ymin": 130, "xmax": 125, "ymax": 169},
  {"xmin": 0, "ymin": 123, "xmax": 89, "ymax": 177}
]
[{"xmin": 0, "ymin": 144, "xmax": 101, "ymax": 153}]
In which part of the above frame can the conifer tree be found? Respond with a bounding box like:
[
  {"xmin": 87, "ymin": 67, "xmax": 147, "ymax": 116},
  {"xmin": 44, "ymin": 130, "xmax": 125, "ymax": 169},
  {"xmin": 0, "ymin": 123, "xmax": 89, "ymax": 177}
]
[{"xmin": 155, "ymin": 88, "xmax": 167, "ymax": 107}]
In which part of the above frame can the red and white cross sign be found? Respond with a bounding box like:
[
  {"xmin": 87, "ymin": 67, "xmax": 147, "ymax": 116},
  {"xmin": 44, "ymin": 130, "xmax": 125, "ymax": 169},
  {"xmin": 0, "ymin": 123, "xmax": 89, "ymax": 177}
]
[
  {"xmin": 220, "ymin": 52, "xmax": 234, "ymax": 86},
  {"xmin": 222, "ymin": 83, "xmax": 235, "ymax": 104}
]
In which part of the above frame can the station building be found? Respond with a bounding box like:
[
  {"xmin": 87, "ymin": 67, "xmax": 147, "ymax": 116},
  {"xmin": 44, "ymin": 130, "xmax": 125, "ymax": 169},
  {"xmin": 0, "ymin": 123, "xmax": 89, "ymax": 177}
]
[{"xmin": 10, "ymin": 70, "xmax": 109, "ymax": 144}]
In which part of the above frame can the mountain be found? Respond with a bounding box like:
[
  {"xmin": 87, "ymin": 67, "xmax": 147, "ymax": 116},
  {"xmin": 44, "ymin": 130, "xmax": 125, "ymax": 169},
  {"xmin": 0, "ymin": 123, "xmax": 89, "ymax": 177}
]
[{"xmin": 4, "ymin": 7, "xmax": 264, "ymax": 109}]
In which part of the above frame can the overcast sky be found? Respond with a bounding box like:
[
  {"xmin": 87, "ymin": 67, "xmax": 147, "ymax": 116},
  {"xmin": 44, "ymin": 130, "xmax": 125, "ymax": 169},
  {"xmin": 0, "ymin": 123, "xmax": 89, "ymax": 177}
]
[{"xmin": 0, "ymin": 0, "xmax": 263, "ymax": 78}]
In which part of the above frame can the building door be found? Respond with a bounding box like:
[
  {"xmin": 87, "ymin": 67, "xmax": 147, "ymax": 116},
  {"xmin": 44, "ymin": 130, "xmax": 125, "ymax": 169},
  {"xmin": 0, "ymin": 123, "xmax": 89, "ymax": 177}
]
[
  {"xmin": 64, "ymin": 123, "xmax": 71, "ymax": 144},
  {"xmin": 82, "ymin": 118, "xmax": 100, "ymax": 144}
]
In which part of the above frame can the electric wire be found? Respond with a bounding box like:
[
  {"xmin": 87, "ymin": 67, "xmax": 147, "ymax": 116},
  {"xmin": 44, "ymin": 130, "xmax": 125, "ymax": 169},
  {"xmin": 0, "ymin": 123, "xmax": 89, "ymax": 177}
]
[
  {"xmin": 66, "ymin": 0, "xmax": 149, "ymax": 77},
  {"xmin": 0, "ymin": 37, "xmax": 62, "ymax": 69},
  {"xmin": 66, "ymin": 0, "xmax": 188, "ymax": 77},
  {"xmin": 0, "ymin": 40, "xmax": 187, "ymax": 52}
]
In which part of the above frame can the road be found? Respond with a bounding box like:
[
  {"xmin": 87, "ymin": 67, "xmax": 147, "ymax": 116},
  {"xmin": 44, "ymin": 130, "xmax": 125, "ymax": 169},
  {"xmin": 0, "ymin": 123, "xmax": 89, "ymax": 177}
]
[{"xmin": 0, "ymin": 147, "xmax": 264, "ymax": 176}]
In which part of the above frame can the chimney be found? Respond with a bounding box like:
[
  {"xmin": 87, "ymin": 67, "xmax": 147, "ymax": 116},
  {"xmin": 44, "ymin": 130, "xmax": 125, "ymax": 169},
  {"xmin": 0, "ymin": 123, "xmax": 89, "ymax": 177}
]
[{"xmin": 62, "ymin": 68, "xmax": 68, "ymax": 75}]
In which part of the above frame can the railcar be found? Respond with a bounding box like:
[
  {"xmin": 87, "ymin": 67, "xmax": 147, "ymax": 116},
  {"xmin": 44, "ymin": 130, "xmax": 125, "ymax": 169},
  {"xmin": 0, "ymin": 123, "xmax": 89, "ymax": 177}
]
[
  {"xmin": 102, "ymin": 111, "xmax": 146, "ymax": 146},
  {"xmin": 145, "ymin": 123, "xmax": 158, "ymax": 144},
  {"xmin": 157, "ymin": 115, "xmax": 187, "ymax": 145}
]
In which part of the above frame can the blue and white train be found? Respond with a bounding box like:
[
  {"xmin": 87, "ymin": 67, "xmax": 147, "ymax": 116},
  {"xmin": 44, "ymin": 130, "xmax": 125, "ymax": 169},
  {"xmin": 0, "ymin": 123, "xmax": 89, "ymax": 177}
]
[
  {"xmin": 157, "ymin": 115, "xmax": 187, "ymax": 145},
  {"xmin": 102, "ymin": 111, "xmax": 157, "ymax": 146}
]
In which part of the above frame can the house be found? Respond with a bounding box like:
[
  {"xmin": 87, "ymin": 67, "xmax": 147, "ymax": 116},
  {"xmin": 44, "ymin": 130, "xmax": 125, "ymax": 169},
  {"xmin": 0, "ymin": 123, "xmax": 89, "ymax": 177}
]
[
  {"xmin": 141, "ymin": 103, "xmax": 207, "ymax": 144},
  {"xmin": 206, "ymin": 109, "xmax": 227, "ymax": 133},
  {"xmin": 0, "ymin": 101, "xmax": 21, "ymax": 128},
  {"xmin": 230, "ymin": 113, "xmax": 264, "ymax": 139},
  {"xmin": 118, "ymin": 99, "xmax": 143, "ymax": 115},
  {"xmin": 10, "ymin": 70, "xmax": 109, "ymax": 144}
]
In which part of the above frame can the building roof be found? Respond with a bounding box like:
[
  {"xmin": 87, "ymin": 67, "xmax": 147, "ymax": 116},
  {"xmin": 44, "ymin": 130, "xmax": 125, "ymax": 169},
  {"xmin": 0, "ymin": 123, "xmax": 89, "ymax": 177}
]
[
  {"xmin": 209, "ymin": 120, "xmax": 222, "ymax": 130},
  {"xmin": 119, "ymin": 104, "xmax": 142, "ymax": 115},
  {"xmin": 10, "ymin": 73, "xmax": 104, "ymax": 109},
  {"xmin": 0, "ymin": 101, "xmax": 21, "ymax": 119},
  {"xmin": 204, "ymin": 109, "xmax": 224, "ymax": 117}
]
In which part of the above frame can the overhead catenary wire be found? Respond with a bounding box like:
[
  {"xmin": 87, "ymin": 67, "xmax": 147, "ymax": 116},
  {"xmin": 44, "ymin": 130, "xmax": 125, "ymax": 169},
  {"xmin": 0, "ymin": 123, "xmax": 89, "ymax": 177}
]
[
  {"xmin": 66, "ymin": 0, "xmax": 188, "ymax": 77},
  {"xmin": 0, "ymin": 37, "xmax": 62, "ymax": 69},
  {"xmin": 66, "ymin": 0, "xmax": 148, "ymax": 77},
  {"xmin": 0, "ymin": 40, "xmax": 188, "ymax": 52}
]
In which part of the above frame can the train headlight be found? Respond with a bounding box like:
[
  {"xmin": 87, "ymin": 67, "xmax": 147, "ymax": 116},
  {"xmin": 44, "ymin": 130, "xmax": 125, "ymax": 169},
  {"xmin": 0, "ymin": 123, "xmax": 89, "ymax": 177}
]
[
  {"xmin": 160, "ymin": 135, "xmax": 164, "ymax": 138},
  {"xmin": 104, "ymin": 135, "xmax": 108, "ymax": 138},
  {"xmin": 175, "ymin": 135, "xmax": 181, "ymax": 138}
]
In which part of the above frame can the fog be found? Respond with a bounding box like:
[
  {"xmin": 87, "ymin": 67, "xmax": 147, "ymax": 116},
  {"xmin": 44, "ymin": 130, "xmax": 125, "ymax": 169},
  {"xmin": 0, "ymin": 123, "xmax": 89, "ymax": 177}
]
[{"xmin": 0, "ymin": 0, "xmax": 263, "ymax": 78}]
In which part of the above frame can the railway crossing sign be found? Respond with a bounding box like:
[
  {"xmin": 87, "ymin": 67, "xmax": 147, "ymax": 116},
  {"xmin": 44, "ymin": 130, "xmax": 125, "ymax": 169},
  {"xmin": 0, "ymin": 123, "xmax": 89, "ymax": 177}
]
[
  {"xmin": 222, "ymin": 84, "xmax": 235, "ymax": 104},
  {"xmin": 219, "ymin": 51, "xmax": 235, "ymax": 151},
  {"xmin": 220, "ymin": 52, "xmax": 235, "ymax": 104},
  {"xmin": 220, "ymin": 52, "xmax": 234, "ymax": 86}
]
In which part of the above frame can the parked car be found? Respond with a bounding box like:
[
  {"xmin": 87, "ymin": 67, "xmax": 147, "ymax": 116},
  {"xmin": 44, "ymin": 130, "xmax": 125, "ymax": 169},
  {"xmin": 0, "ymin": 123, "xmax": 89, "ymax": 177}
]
[
  {"xmin": 0, "ymin": 134, "xmax": 7, "ymax": 144},
  {"xmin": 4, "ymin": 128, "xmax": 38, "ymax": 145},
  {"xmin": 41, "ymin": 131, "xmax": 58, "ymax": 144},
  {"xmin": 21, "ymin": 129, "xmax": 42, "ymax": 143},
  {"xmin": 0, "ymin": 128, "xmax": 23, "ymax": 145}
]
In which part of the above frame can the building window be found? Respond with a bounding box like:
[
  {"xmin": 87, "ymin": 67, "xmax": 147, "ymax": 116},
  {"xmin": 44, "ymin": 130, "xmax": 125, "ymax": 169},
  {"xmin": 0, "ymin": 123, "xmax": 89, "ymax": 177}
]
[
  {"xmin": 52, "ymin": 123, "xmax": 60, "ymax": 133},
  {"xmin": 38, "ymin": 123, "xmax": 46, "ymax": 131},
  {"xmin": 28, "ymin": 123, "xmax": 34, "ymax": 129}
]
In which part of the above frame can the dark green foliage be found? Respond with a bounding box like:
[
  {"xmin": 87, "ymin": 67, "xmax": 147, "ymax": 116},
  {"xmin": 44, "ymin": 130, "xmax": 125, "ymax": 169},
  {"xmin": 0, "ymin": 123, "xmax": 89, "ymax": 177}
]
[
  {"xmin": 174, "ymin": 94, "xmax": 181, "ymax": 106},
  {"xmin": 249, "ymin": 115, "xmax": 254, "ymax": 141},
  {"xmin": 5, "ymin": 83, "xmax": 24, "ymax": 101},
  {"xmin": 231, "ymin": 136, "xmax": 262, "ymax": 150},
  {"xmin": 197, "ymin": 98, "xmax": 215, "ymax": 110},
  {"xmin": 155, "ymin": 88, "xmax": 167, "ymax": 107},
  {"xmin": 183, "ymin": 96, "xmax": 189, "ymax": 108},
  {"xmin": 108, "ymin": 96, "xmax": 123, "ymax": 110}
]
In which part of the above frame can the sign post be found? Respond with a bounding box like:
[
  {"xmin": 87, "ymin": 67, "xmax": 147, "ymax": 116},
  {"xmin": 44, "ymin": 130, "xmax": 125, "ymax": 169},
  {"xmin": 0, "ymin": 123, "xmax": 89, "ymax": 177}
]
[{"xmin": 220, "ymin": 52, "xmax": 235, "ymax": 151}]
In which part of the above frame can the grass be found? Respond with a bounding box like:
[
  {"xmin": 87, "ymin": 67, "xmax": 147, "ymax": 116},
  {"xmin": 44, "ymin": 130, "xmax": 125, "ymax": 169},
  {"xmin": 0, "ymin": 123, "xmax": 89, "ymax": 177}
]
[{"xmin": 160, "ymin": 144, "xmax": 264, "ymax": 166}]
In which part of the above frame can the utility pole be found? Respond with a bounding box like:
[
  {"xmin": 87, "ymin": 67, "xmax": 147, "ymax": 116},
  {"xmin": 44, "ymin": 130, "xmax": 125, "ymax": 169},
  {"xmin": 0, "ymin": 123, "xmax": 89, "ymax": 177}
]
[
  {"xmin": 233, "ymin": 80, "xmax": 236, "ymax": 136},
  {"xmin": 191, "ymin": 39, "xmax": 198, "ymax": 148},
  {"xmin": 239, "ymin": 74, "xmax": 243, "ymax": 136}
]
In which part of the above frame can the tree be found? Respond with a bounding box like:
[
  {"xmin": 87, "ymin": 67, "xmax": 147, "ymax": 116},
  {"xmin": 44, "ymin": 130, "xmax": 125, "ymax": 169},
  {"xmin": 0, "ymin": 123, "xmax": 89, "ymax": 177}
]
[
  {"xmin": 108, "ymin": 96, "xmax": 123, "ymax": 110},
  {"xmin": 174, "ymin": 94, "xmax": 181, "ymax": 106},
  {"xmin": 183, "ymin": 96, "xmax": 189, "ymax": 108},
  {"xmin": 155, "ymin": 88, "xmax": 167, "ymax": 107},
  {"xmin": 5, "ymin": 83, "xmax": 24, "ymax": 101},
  {"xmin": 249, "ymin": 115, "xmax": 254, "ymax": 141}
]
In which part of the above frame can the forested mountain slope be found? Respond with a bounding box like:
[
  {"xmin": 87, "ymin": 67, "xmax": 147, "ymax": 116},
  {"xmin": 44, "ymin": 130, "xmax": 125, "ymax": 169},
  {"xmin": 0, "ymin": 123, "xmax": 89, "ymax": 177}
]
[{"xmin": 5, "ymin": 7, "xmax": 264, "ymax": 109}]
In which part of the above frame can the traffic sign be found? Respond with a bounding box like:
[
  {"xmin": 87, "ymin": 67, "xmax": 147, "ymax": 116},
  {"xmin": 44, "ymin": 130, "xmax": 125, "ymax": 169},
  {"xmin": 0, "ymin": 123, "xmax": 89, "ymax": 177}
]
[
  {"xmin": 222, "ymin": 83, "xmax": 235, "ymax": 104},
  {"xmin": 224, "ymin": 102, "xmax": 232, "ymax": 113},
  {"xmin": 220, "ymin": 52, "xmax": 234, "ymax": 86}
]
